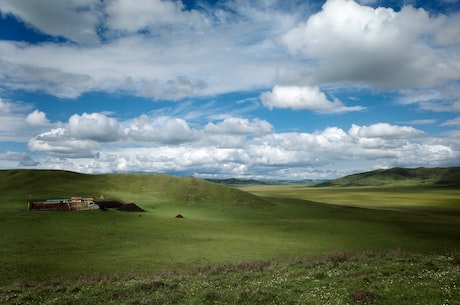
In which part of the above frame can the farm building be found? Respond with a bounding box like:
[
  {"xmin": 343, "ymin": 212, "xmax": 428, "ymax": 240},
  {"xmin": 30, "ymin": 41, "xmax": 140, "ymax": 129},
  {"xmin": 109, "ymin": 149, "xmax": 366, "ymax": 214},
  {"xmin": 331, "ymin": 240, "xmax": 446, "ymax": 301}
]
[
  {"xmin": 70, "ymin": 197, "xmax": 95, "ymax": 204},
  {"xmin": 28, "ymin": 200, "xmax": 71, "ymax": 211},
  {"xmin": 28, "ymin": 197, "xmax": 144, "ymax": 212},
  {"xmin": 29, "ymin": 196, "xmax": 99, "ymax": 211}
]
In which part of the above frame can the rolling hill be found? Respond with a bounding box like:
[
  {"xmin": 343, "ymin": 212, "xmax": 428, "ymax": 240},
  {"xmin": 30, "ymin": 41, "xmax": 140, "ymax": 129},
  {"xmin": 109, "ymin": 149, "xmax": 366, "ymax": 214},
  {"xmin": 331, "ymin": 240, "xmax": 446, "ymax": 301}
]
[
  {"xmin": 315, "ymin": 167, "xmax": 460, "ymax": 187},
  {"xmin": 0, "ymin": 169, "xmax": 270, "ymax": 211}
]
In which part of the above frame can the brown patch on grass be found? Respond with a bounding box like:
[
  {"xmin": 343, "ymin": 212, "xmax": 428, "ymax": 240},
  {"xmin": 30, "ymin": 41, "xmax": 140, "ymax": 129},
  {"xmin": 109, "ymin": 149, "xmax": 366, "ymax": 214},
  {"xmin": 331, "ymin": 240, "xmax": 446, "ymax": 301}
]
[
  {"xmin": 350, "ymin": 271, "xmax": 365, "ymax": 278},
  {"xmin": 149, "ymin": 281, "xmax": 166, "ymax": 288},
  {"xmin": 352, "ymin": 290, "xmax": 375, "ymax": 302}
]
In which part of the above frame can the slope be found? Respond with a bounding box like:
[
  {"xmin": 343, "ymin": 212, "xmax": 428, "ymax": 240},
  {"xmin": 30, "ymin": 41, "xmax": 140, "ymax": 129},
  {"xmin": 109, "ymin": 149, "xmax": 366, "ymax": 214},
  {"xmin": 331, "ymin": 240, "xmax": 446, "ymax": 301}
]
[
  {"xmin": 0, "ymin": 169, "xmax": 270, "ymax": 211},
  {"xmin": 316, "ymin": 167, "xmax": 460, "ymax": 187}
]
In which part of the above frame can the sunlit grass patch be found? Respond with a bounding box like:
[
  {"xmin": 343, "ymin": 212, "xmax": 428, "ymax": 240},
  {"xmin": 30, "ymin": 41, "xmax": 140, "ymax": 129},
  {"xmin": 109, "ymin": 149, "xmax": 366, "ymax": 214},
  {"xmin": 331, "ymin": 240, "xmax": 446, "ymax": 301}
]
[{"xmin": 242, "ymin": 184, "xmax": 460, "ymax": 214}]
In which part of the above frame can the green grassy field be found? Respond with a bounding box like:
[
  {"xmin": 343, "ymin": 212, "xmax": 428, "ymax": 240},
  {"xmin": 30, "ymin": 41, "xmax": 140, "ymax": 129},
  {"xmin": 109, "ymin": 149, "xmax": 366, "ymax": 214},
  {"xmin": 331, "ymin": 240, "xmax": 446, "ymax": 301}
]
[
  {"xmin": 1, "ymin": 169, "xmax": 459, "ymax": 303},
  {"xmin": 241, "ymin": 184, "xmax": 460, "ymax": 214},
  {"xmin": 2, "ymin": 251, "xmax": 458, "ymax": 305}
]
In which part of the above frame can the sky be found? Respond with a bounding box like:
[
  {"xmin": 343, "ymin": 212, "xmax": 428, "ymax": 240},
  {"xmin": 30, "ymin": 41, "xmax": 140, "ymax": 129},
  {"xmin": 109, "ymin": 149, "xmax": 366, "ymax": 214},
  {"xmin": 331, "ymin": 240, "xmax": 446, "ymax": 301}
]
[{"xmin": 0, "ymin": 0, "xmax": 459, "ymax": 180}]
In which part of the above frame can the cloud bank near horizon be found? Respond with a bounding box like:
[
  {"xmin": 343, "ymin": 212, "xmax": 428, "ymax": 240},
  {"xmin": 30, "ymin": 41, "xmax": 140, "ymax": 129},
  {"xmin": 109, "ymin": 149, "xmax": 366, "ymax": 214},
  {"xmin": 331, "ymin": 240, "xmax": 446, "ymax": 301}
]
[{"xmin": 20, "ymin": 111, "xmax": 457, "ymax": 179}]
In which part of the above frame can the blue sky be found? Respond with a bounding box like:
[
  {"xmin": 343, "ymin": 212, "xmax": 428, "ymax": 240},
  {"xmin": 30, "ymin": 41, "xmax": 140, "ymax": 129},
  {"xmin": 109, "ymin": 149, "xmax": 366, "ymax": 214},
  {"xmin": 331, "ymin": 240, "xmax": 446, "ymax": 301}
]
[{"xmin": 0, "ymin": 0, "xmax": 459, "ymax": 179}]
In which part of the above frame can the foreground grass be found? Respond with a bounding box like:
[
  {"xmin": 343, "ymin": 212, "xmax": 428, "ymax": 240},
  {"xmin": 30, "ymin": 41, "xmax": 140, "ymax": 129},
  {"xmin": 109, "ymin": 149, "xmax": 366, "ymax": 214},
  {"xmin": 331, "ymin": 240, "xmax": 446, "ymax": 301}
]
[{"xmin": 1, "ymin": 251, "xmax": 458, "ymax": 305}]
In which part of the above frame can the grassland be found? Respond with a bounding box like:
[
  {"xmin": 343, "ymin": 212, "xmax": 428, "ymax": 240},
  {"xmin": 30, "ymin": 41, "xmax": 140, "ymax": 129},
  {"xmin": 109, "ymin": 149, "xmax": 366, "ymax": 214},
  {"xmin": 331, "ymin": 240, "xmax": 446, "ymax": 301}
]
[
  {"xmin": 2, "ymin": 251, "xmax": 458, "ymax": 305},
  {"xmin": 241, "ymin": 184, "xmax": 460, "ymax": 214},
  {"xmin": 1, "ymin": 169, "xmax": 459, "ymax": 304}
]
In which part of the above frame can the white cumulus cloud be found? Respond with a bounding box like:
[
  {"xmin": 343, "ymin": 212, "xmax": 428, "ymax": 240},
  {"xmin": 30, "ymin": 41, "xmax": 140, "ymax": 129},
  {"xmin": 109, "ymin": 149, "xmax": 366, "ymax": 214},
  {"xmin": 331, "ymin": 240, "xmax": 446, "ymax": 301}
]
[
  {"xmin": 68, "ymin": 113, "xmax": 120, "ymax": 142},
  {"xmin": 27, "ymin": 115, "xmax": 458, "ymax": 179},
  {"xmin": 204, "ymin": 117, "xmax": 273, "ymax": 135},
  {"xmin": 124, "ymin": 115, "xmax": 198, "ymax": 144},
  {"xmin": 28, "ymin": 127, "xmax": 97, "ymax": 158},
  {"xmin": 26, "ymin": 110, "xmax": 50, "ymax": 126},
  {"xmin": 0, "ymin": 98, "xmax": 51, "ymax": 141},
  {"xmin": 349, "ymin": 123, "xmax": 427, "ymax": 139},
  {"xmin": 260, "ymin": 85, "xmax": 365, "ymax": 113},
  {"xmin": 281, "ymin": 0, "xmax": 460, "ymax": 88}
]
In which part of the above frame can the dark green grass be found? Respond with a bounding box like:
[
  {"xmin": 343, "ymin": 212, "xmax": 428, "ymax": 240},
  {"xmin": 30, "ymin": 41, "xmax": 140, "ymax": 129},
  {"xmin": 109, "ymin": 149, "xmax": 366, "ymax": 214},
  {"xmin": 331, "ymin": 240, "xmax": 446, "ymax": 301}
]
[{"xmin": 1, "ymin": 251, "xmax": 458, "ymax": 305}]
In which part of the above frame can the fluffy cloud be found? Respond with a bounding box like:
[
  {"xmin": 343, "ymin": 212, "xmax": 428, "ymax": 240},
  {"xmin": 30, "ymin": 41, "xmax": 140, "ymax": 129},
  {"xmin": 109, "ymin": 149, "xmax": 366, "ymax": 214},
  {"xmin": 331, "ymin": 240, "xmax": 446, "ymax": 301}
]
[
  {"xmin": 260, "ymin": 85, "xmax": 365, "ymax": 113},
  {"xmin": 0, "ymin": 0, "xmax": 102, "ymax": 45},
  {"xmin": 124, "ymin": 115, "xmax": 197, "ymax": 144},
  {"xmin": 28, "ymin": 127, "xmax": 97, "ymax": 158},
  {"xmin": 57, "ymin": 131, "xmax": 454, "ymax": 178},
  {"xmin": 281, "ymin": 0, "xmax": 460, "ymax": 88},
  {"xmin": 0, "ymin": 98, "xmax": 50, "ymax": 141},
  {"xmin": 0, "ymin": 57, "xmax": 92, "ymax": 99},
  {"xmin": 27, "ymin": 114, "xmax": 458, "ymax": 178},
  {"xmin": 1, "ymin": 1, "xmax": 459, "ymax": 178},
  {"xmin": 104, "ymin": 0, "xmax": 203, "ymax": 32},
  {"xmin": 0, "ymin": 0, "xmax": 301, "ymax": 100},
  {"xmin": 0, "ymin": 151, "xmax": 39, "ymax": 167},
  {"xmin": 29, "ymin": 113, "xmax": 201, "ymax": 157},
  {"xmin": 26, "ymin": 110, "xmax": 50, "ymax": 126},
  {"xmin": 68, "ymin": 113, "xmax": 120, "ymax": 142},
  {"xmin": 204, "ymin": 118, "xmax": 273, "ymax": 135},
  {"xmin": 28, "ymin": 112, "xmax": 120, "ymax": 157},
  {"xmin": 29, "ymin": 113, "xmax": 274, "ymax": 156},
  {"xmin": 347, "ymin": 123, "xmax": 428, "ymax": 150},
  {"xmin": 349, "ymin": 123, "xmax": 426, "ymax": 139},
  {"xmin": 1, "ymin": 0, "xmax": 458, "ymax": 101}
]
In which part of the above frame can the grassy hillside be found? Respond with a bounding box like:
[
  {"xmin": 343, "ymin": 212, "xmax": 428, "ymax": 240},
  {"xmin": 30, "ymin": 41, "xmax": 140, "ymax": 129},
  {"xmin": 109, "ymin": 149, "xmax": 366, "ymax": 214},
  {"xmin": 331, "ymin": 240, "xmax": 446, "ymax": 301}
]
[
  {"xmin": 316, "ymin": 167, "xmax": 460, "ymax": 187},
  {"xmin": 1, "ymin": 169, "xmax": 459, "ymax": 298},
  {"xmin": 0, "ymin": 169, "xmax": 269, "ymax": 211}
]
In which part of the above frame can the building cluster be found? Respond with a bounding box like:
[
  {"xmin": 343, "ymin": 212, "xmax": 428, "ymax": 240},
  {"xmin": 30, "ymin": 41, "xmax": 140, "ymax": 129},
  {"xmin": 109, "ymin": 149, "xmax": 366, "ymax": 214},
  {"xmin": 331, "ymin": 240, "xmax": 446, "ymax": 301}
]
[
  {"xmin": 29, "ymin": 196, "xmax": 99, "ymax": 211},
  {"xmin": 70, "ymin": 197, "xmax": 95, "ymax": 204}
]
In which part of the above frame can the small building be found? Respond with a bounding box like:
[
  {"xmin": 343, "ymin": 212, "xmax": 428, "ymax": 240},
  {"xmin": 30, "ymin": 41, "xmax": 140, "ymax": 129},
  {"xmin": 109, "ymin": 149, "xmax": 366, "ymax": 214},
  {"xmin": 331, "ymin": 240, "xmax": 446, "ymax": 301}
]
[
  {"xmin": 29, "ymin": 199, "xmax": 70, "ymax": 211},
  {"xmin": 30, "ymin": 196, "xmax": 99, "ymax": 211},
  {"xmin": 45, "ymin": 199, "xmax": 68, "ymax": 204}
]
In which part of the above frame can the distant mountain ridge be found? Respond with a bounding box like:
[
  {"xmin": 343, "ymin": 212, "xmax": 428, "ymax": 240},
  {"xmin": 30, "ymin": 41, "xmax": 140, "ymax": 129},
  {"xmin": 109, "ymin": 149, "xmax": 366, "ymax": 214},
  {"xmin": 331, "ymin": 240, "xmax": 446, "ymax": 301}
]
[
  {"xmin": 205, "ymin": 178, "xmax": 269, "ymax": 186},
  {"xmin": 315, "ymin": 167, "xmax": 460, "ymax": 187},
  {"xmin": 205, "ymin": 178, "xmax": 324, "ymax": 186}
]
